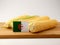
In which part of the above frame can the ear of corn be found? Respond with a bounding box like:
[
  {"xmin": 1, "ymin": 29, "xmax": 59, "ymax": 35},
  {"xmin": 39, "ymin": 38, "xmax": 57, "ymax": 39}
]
[
  {"xmin": 22, "ymin": 16, "xmax": 50, "ymax": 23},
  {"xmin": 5, "ymin": 16, "xmax": 49, "ymax": 28},
  {"xmin": 29, "ymin": 20, "xmax": 58, "ymax": 32}
]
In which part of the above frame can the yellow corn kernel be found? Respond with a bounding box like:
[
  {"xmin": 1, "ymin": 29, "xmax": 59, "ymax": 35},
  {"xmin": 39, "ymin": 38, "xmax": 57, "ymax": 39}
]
[{"xmin": 29, "ymin": 20, "xmax": 58, "ymax": 32}]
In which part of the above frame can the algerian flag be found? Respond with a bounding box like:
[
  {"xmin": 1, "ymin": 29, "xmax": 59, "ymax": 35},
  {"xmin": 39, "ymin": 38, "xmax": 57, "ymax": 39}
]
[{"xmin": 13, "ymin": 21, "xmax": 29, "ymax": 32}]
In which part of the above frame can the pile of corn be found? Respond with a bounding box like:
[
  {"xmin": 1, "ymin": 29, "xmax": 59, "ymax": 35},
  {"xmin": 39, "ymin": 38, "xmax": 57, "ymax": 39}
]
[{"xmin": 4, "ymin": 15, "xmax": 58, "ymax": 32}]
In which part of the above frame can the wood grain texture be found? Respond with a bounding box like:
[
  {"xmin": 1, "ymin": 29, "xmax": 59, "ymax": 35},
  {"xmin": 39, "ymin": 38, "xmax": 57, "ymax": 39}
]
[{"xmin": 0, "ymin": 22, "xmax": 60, "ymax": 38}]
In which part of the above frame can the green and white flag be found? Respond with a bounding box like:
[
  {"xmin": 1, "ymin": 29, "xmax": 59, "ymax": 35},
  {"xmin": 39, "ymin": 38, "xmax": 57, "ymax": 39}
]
[{"xmin": 13, "ymin": 21, "xmax": 29, "ymax": 32}]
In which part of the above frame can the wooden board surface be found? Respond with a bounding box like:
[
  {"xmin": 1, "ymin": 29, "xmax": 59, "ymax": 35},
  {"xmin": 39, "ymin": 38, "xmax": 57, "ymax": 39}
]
[{"xmin": 0, "ymin": 22, "xmax": 60, "ymax": 38}]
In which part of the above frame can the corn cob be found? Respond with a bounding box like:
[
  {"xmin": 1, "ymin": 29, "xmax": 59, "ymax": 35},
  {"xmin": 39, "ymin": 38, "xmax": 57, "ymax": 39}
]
[
  {"xmin": 11, "ymin": 16, "xmax": 50, "ymax": 28},
  {"xmin": 5, "ymin": 16, "xmax": 49, "ymax": 28},
  {"xmin": 29, "ymin": 20, "xmax": 58, "ymax": 33},
  {"xmin": 24, "ymin": 16, "xmax": 50, "ymax": 23}
]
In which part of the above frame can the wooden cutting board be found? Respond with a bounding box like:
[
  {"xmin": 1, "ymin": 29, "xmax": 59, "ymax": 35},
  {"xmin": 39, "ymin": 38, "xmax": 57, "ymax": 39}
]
[{"xmin": 0, "ymin": 22, "xmax": 60, "ymax": 38}]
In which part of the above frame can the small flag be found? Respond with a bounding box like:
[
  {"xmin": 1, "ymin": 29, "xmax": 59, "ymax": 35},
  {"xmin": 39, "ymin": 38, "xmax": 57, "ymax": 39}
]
[{"xmin": 13, "ymin": 21, "xmax": 29, "ymax": 32}]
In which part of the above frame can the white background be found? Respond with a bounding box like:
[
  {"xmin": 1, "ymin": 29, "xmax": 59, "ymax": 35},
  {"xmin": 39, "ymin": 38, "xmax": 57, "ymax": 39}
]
[{"xmin": 0, "ymin": 0, "xmax": 60, "ymax": 45}]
